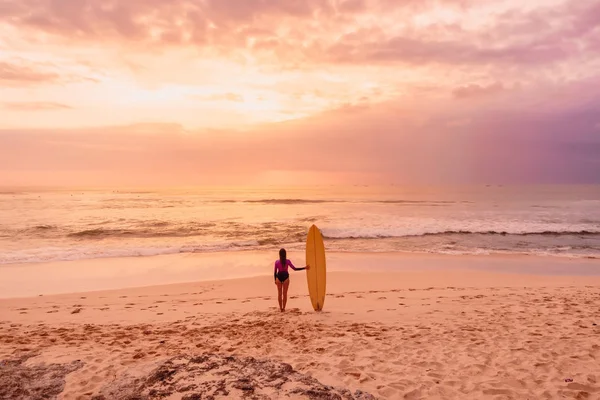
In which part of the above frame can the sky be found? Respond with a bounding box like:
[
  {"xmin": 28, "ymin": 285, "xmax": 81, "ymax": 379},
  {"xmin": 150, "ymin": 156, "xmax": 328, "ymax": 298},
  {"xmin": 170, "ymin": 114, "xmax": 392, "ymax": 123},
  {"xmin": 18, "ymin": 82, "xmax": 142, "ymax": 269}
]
[{"xmin": 0, "ymin": 0, "xmax": 599, "ymax": 186}]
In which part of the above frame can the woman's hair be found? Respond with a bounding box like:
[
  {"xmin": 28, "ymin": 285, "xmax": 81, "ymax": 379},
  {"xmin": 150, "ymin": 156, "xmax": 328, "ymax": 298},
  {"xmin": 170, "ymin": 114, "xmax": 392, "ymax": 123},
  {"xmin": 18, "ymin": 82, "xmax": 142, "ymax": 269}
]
[{"xmin": 279, "ymin": 248, "xmax": 286, "ymax": 266}]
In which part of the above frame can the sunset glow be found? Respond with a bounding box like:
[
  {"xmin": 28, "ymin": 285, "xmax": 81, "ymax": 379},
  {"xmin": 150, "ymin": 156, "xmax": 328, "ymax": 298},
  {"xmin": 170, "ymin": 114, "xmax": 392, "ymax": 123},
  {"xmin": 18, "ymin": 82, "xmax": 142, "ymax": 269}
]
[{"xmin": 1, "ymin": 0, "xmax": 599, "ymax": 185}]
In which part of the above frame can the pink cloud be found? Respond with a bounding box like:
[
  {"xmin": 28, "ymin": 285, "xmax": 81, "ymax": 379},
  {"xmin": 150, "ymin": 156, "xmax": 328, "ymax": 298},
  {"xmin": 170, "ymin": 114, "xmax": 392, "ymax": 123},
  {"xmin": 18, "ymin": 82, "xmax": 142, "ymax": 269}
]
[
  {"xmin": 2, "ymin": 74, "xmax": 599, "ymax": 186},
  {"xmin": 0, "ymin": 61, "xmax": 59, "ymax": 86},
  {"xmin": 326, "ymin": 33, "xmax": 572, "ymax": 66},
  {"xmin": 1, "ymin": 102, "xmax": 73, "ymax": 111},
  {"xmin": 0, "ymin": 60, "xmax": 98, "ymax": 88},
  {"xmin": 2, "ymin": 0, "xmax": 594, "ymax": 70},
  {"xmin": 453, "ymin": 83, "xmax": 504, "ymax": 99},
  {"xmin": 194, "ymin": 93, "xmax": 245, "ymax": 102},
  {"xmin": 446, "ymin": 118, "xmax": 472, "ymax": 127},
  {"xmin": 338, "ymin": 0, "xmax": 367, "ymax": 13}
]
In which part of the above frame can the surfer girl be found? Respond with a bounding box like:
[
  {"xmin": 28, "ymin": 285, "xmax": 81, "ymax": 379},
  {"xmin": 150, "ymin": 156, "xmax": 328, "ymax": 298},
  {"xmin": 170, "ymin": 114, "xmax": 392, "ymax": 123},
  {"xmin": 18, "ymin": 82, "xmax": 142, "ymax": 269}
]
[{"xmin": 274, "ymin": 248, "xmax": 309, "ymax": 312}]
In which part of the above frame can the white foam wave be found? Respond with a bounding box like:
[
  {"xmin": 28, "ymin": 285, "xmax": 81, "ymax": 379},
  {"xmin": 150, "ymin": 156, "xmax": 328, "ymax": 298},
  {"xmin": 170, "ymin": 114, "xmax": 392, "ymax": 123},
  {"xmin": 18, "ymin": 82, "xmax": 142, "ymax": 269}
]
[
  {"xmin": 0, "ymin": 241, "xmax": 260, "ymax": 265},
  {"xmin": 320, "ymin": 221, "xmax": 600, "ymax": 239}
]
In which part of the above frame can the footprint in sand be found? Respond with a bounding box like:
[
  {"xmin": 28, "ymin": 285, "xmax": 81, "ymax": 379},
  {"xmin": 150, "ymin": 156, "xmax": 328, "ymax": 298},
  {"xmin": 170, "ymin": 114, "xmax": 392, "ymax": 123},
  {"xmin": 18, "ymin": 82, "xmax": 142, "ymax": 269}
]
[
  {"xmin": 71, "ymin": 308, "xmax": 82, "ymax": 314},
  {"xmin": 47, "ymin": 310, "xmax": 58, "ymax": 313},
  {"xmin": 119, "ymin": 296, "xmax": 127, "ymax": 299}
]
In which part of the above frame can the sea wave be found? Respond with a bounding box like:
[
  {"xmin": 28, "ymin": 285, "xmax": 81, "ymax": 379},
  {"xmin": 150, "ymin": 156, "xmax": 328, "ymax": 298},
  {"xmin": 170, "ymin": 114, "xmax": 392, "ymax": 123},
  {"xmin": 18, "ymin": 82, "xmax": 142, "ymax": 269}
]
[
  {"xmin": 34, "ymin": 225, "xmax": 56, "ymax": 230},
  {"xmin": 9, "ymin": 222, "xmax": 600, "ymax": 242},
  {"xmin": 65, "ymin": 223, "xmax": 221, "ymax": 239},
  {"xmin": 0, "ymin": 241, "xmax": 261, "ymax": 264},
  {"xmin": 243, "ymin": 199, "xmax": 332, "ymax": 204},
  {"xmin": 322, "ymin": 229, "xmax": 600, "ymax": 239},
  {"xmin": 68, "ymin": 228, "xmax": 136, "ymax": 238},
  {"xmin": 2, "ymin": 239, "xmax": 598, "ymax": 264},
  {"xmin": 213, "ymin": 198, "xmax": 464, "ymax": 205}
]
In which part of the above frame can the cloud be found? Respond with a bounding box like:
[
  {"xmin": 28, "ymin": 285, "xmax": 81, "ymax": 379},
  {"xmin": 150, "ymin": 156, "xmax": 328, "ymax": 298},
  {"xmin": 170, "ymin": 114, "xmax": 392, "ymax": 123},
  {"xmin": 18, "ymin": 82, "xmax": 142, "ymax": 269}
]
[
  {"xmin": 325, "ymin": 33, "xmax": 571, "ymax": 66},
  {"xmin": 0, "ymin": 0, "xmax": 331, "ymax": 44},
  {"xmin": 2, "ymin": 81, "xmax": 599, "ymax": 186},
  {"xmin": 1, "ymin": 0, "xmax": 595, "ymax": 71},
  {"xmin": 196, "ymin": 93, "xmax": 245, "ymax": 102},
  {"xmin": 2, "ymin": 102, "xmax": 73, "ymax": 111},
  {"xmin": 0, "ymin": 0, "xmax": 599, "ymax": 164},
  {"xmin": 446, "ymin": 118, "xmax": 472, "ymax": 127},
  {"xmin": 0, "ymin": 61, "xmax": 60, "ymax": 86},
  {"xmin": 453, "ymin": 83, "xmax": 504, "ymax": 99},
  {"xmin": 338, "ymin": 0, "xmax": 367, "ymax": 13}
]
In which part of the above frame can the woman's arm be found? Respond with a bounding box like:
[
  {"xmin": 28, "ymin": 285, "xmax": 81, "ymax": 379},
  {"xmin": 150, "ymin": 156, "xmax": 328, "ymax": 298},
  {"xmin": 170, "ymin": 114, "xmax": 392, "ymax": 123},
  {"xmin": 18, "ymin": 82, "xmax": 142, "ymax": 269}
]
[
  {"xmin": 274, "ymin": 261, "xmax": 278, "ymax": 281},
  {"xmin": 288, "ymin": 260, "xmax": 309, "ymax": 271}
]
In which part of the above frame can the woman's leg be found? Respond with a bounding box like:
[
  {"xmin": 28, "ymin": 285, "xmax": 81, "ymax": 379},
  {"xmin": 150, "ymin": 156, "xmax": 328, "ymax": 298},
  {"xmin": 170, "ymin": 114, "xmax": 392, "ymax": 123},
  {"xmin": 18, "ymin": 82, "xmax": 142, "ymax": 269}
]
[
  {"xmin": 275, "ymin": 279, "xmax": 283, "ymax": 311},
  {"xmin": 282, "ymin": 278, "xmax": 290, "ymax": 311}
]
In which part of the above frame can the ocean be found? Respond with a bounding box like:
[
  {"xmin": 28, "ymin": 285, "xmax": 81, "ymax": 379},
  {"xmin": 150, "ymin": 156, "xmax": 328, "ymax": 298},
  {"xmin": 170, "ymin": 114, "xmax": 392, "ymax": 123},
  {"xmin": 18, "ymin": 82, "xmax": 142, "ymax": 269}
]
[{"xmin": 1, "ymin": 185, "xmax": 599, "ymax": 265}]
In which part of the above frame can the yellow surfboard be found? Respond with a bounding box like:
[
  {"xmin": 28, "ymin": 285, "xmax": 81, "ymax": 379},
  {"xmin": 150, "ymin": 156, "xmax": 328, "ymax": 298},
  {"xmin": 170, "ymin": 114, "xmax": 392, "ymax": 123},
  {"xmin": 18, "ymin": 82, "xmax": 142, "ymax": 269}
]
[{"xmin": 306, "ymin": 224, "xmax": 326, "ymax": 311}]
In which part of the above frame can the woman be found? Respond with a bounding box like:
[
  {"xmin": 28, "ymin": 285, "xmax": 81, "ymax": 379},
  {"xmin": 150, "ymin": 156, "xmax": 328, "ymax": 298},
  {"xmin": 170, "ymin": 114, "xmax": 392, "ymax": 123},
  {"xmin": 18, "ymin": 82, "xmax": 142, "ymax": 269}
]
[{"xmin": 274, "ymin": 248, "xmax": 309, "ymax": 312}]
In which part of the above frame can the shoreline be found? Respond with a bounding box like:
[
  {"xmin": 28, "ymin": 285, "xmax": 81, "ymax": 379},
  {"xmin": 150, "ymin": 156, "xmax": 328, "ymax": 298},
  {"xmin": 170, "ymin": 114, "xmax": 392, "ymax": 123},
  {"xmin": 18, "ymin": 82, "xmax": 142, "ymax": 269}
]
[
  {"xmin": 1, "ymin": 250, "xmax": 599, "ymax": 300},
  {"xmin": 2, "ymin": 245, "xmax": 598, "ymax": 268}
]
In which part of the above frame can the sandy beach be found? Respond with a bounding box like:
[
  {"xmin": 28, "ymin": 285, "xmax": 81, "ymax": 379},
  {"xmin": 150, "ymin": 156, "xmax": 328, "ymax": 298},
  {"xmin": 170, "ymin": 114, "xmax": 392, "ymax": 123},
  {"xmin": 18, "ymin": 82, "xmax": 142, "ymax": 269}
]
[
  {"xmin": 1, "ymin": 252, "xmax": 599, "ymax": 399},
  {"xmin": 2, "ymin": 0, "xmax": 600, "ymax": 395}
]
